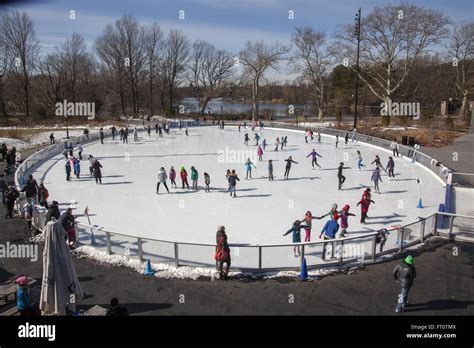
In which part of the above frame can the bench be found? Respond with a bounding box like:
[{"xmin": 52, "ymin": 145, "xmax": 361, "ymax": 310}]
[{"xmin": 0, "ymin": 306, "xmax": 19, "ymax": 316}]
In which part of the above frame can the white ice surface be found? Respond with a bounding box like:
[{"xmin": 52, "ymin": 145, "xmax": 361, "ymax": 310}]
[{"xmin": 30, "ymin": 126, "xmax": 444, "ymax": 268}]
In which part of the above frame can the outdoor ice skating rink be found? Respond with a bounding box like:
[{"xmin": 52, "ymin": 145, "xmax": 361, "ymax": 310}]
[{"xmin": 30, "ymin": 126, "xmax": 445, "ymax": 269}]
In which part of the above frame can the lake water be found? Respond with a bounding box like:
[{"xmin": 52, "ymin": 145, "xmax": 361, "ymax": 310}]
[{"xmin": 178, "ymin": 97, "xmax": 312, "ymax": 117}]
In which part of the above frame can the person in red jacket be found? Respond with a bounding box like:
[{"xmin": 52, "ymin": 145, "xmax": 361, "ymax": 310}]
[
  {"xmin": 357, "ymin": 196, "xmax": 375, "ymax": 224},
  {"xmin": 180, "ymin": 166, "xmax": 190, "ymax": 189},
  {"xmin": 339, "ymin": 205, "xmax": 356, "ymax": 237}
]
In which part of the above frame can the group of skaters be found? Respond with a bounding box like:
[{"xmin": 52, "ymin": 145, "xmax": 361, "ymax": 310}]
[
  {"xmin": 283, "ymin": 186, "xmax": 375, "ymax": 257},
  {"xmin": 61, "ymin": 142, "xmax": 103, "ymax": 184},
  {"xmin": 155, "ymin": 165, "xmax": 209, "ymax": 193},
  {"xmin": 237, "ymin": 120, "xmax": 264, "ymax": 132}
]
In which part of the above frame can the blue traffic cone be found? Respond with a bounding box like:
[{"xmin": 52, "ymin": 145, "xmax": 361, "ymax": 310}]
[
  {"xmin": 417, "ymin": 198, "xmax": 423, "ymax": 208},
  {"xmin": 300, "ymin": 257, "xmax": 308, "ymax": 281},
  {"xmin": 144, "ymin": 259, "xmax": 155, "ymax": 275}
]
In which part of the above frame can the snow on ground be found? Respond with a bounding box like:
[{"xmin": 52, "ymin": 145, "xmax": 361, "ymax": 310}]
[{"xmin": 29, "ymin": 125, "xmax": 445, "ymax": 269}]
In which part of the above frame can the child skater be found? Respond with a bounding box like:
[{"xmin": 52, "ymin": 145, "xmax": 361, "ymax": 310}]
[
  {"xmin": 169, "ymin": 166, "xmax": 177, "ymax": 188},
  {"xmin": 371, "ymin": 166, "xmax": 383, "ymax": 193},
  {"xmin": 244, "ymin": 158, "xmax": 256, "ymax": 179},
  {"xmin": 257, "ymin": 146, "xmax": 264, "ymax": 161},
  {"xmin": 356, "ymin": 150, "xmax": 366, "ymax": 170},
  {"xmin": 268, "ymin": 160, "xmax": 274, "ymax": 181},
  {"xmin": 300, "ymin": 211, "xmax": 322, "ymax": 242},
  {"xmin": 283, "ymin": 220, "xmax": 308, "ymax": 257},
  {"xmin": 357, "ymin": 195, "xmax": 375, "ymax": 224},
  {"xmin": 204, "ymin": 172, "xmax": 210, "ymax": 192},
  {"xmin": 339, "ymin": 205, "xmax": 356, "ymax": 237}
]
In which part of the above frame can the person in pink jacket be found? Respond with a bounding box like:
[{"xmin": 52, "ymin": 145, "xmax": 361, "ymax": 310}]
[
  {"xmin": 169, "ymin": 166, "xmax": 177, "ymax": 188},
  {"xmin": 300, "ymin": 210, "xmax": 322, "ymax": 242},
  {"xmin": 339, "ymin": 205, "xmax": 356, "ymax": 237},
  {"xmin": 257, "ymin": 146, "xmax": 264, "ymax": 161}
]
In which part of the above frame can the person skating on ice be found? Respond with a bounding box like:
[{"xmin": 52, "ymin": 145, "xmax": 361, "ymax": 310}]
[
  {"xmin": 244, "ymin": 158, "xmax": 256, "ymax": 179},
  {"xmin": 274, "ymin": 137, "xmax": 280, "ymax": 151},
  {"xmin": 257, "ymin": 146, "xmax": 264, "ymax": 161},
  {"xmin": 262, "ymin": 138, "xmax": 267, "ymax": 151},
  {"xmin": 306, "ymin": 149, "xmax": 322, "ymax": 169},
  {"xmin": 339, "ymin": 205, "xmax": 356, "ymax": 237},
  {"xmin": 371, "ymin": 155, "xmax": 386, "ymax": 173},
  {"xmin": 180, "ymin": 166, "xmax": 190, "ymax": 189},
  {"xmin": 284, "ymin": 156, "xmax": 298, "ymax": 180},
  {"xmin": 357, "ymin": 195, "xmax": 375, "ymax": 224},
  {"xmin": 337, "ymin": 162, "xmax": 351, "ymax": 190},
  {"xmin": 300, "ymin": 210, "xmax": 322, "ymax": 242},
  {"xmin": 387, "ymin": 156, "xmax": 395, "ymax": 180},
  {"xmin": 92, "ymin": 158, "xmax": 103, "ymax": 184},
  {"xmin": 156, "ymin": 167, "xmax": 170, "ymax": 193},
  {"xmin": 344, "ymin": 132, "xmax": 349, "ymax": 145},
  {"xmin": 317, "ymin": 132, "xmax": 321, "ymax": 143},
  {"xmin": 244, "ymin": 133, "xmax": 249, "ymax": 146},
  {"xmin": 169, "ymin": 166, "xmax": 177, "ymax": 188},
  {"xmin": 190, "ymin": 166, "xmax": 199, "ymax": 190},
  {"xmin": 283, "ymin": 220, "xmax": 308, "ymax": 257},
  {"xmin": 268, "ymin": 160, "xmax": 274, "ymax": 180},
  {"xmin": 254, "ymin": 133, "xmax": 260, "ymax": 146},
  {"xmin": 390, "ymin": 139, "xmax": 400, "ymax": 157},
  {"xmin": 147, "ymin": 125, "xmax": 151, "ymax": 137},
  {"xmin": 356, "ymin": 150, "xmax": 366, "ymax": 170},
  {"xmin": 65, "ymin": 159, "xmax": 71, "ymax": 181},
  {"xmin": 133, "ymin": 127, "xmax": 139, "ymax": 142},
  {"xmin": 320, "ymin": 203, "xmax": 341, "ymax": 220},
  {"xmin": 319, "ymin": 217, "xmax": 339, "ymax": 261},
  {"xmin": 225, "ymin": 169, "xmax": 231, "ymax": 191},
  {"xmin": 371, "ymin": 166, "xmax": 383, "ymax": 193},
  {"xmin": 204, "ymin": 172, "xmax": 210, "ymax": 192},
  {"xmin": 335, "ymin": 134, "xmax": 339, "ymax": 148},
  {"xmin": 228, "ymin": 170, "xmax": 240, "ymax": 197},
  {"xmin": 88, "ymin": 155, "xmax": 94, "ymax": 177}
]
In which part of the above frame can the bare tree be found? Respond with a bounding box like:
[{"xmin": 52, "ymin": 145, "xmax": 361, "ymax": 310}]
[
  {"xmin": 0, "ymin": 16, "xmax": 14, "ymax": 120},
  {"xmin": 292, "ymin": 27, "xmax": 332, "ymax": 120},
  {"xmin": 95, "ymin": 22, "xmax": 128, "ymax": 115},
  {"xmin": 144, "ymin": 23, "xmax": 163, "ymax": 117},
  {"xmin": 188, "ymin": 40, "xmax": 234, "ymax": 115},
  {"xmin": 335, "ymin": 3, "xmax": 449, "ymax": 107},
  {"xmin": 447, "ymin": 21, "xmax": 474, "ymax": 118},
  {"xmin": 239, "ymin": 40, "xmax": 290, "ymax": 120},
  {"xmin": 38, "ymin": 52, "xmax": 66, "ymax": 108},
  {"xmin": 160, "ymin": 29, "xmax": 190, "ymax": 114},
  {"xmin": 2, "ymin": 10, "xmax": 40, "ymax": 117}
]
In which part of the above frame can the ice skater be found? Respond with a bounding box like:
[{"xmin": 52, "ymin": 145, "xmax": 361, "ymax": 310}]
[
  {"xmin": 319, "ymin": 217, "xmax": 339, "ymax": 261},
  {"xmin": 390, "ymin": 139, "xmax": 400, "ymax": 157},
  {"xmin": 169, "ymin": 166, "xmax": 177, "ymax": 188},
  {"xmin": 387, "ymin": 156, "xmax": 395, "ymax": 179},
  {"xmin": 371, "ymin": 166, "xmax": 383, "ymax": 193},
  {"xmin": 283, "ymin": 220, "xmax": 308, "ymax": 257},
  {"xmin": 204, "ymin": 172, "xmax": 210, "ymax": 192},
  {"xmin": 228, "ymin": 170, "xmax": 240, "ymax": 197},
  {"xmin": 100, "ymin": 128, "xmax": 104, "ymax": 144},
  {"xmin": 344, "ymin": 132, "xmax": 349, "ymax": 145},
  {"xmin": 284, "ymin": 156, "xmax": 298, "ymax": 180},
  {"xmin": 185, "ymin": 125, "xmax": 188, "ymax": 136},
  {"xmin": 77, "ymin": 143, "xmax": 83, "ymax": 160},
  {"xmin": 190, "ymin": 166, "xmax": 199, "ymax": 190},
  {"xmin": 147, "ymin": 125, "xmax": 151, "ymax": 137},
  {"xmin": 335, "ymin": 134, "xmax": 339, "ymax": 148},
  {"xmin": 317, "ymin": 132, "xmax": 321, "ymax": 143},
  {"xmin": 180, "ymin": 166, "xmax": 190, "ymax": 189},
  {"xmin": 274, "ymin": 137, "xmax": 280, "ymax": 151},
  {"xmin": 306, "ymin": 149, "xmax": 322, "ymax": 169},
  {"xmin": 262, "ymin": 138, "xmax": 267, "ymax": 151},
  {"xmin": 156, "ymin": 167, "xmax": 170, "ymax": 193},
  {"xmin": 257, "ymin": 146, "xmax": 264, "ymax": 161},
  {"xmin": 356, "ymin": 150, "xmax": 366, "ymax": 170},
  {"xmin": 337, "ymin": 162, "xmax": 351, "ymax": 190},
  {"xmin": 320, "ymin": 203, "xmax": 341, "ymax": 221},
  {"xmin": 244, "ymin": 133, "xmax": 249, "ymax": 146},
  {"xmin": 74, "ymin": 159, "xmax": 81, "ymax": 179},
  {"xmin": 226, "ymin": 169, "xmax": 231, "ymax": 191},
  {"xmin": 339, "ymin": 205, "xmax": 356, "ymax": 237},
  {"xmin": 65, "ymin": 159, "xmax": 71, "ymax": 181},
  {"xmin": 300, "ymin": 211, "xmax": 322, "ymax": 242},
  {"xmin": 92, "ymin": 158, "xmax": 103, "ymax": 184},
  {"xmin": 244, "ymin": 158, "xmax": 256, "ymax": 179},
  {"xmin": 88, "ymin": 155, "xmax": 94, "ymax": 176},
  {"xmin": 268, "ymin": 160, "xmax": 274, "ymax": 181},
  {"xmin": 357, "ymin": 195, "xmax": 375, "ymax": 224},
  {"xmin": 254, "ymin": 133, "xmax": 260, "ymax": 146},
  {"xmin": 133, "ymin": 127, "xmax": 139, "ymax": 142},
  {"xmin": 371, "ymin": 155, "xmax": 386, "ymax": 173}
]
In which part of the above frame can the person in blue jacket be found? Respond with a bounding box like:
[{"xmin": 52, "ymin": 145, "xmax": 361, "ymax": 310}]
[
  {"xmin": 74, "ymin": 159, "xmax": 81, "ymax": 178},
  {"xmin": 244, "ymin": 158, "xmax": 256, "ymax": 179},
  {"xmin": 306, "ymin": 149, "xmax": 322, "ymax": 169},
  {"xmin": 283, "ymin": 220, "xmax": 308, "ymax": 257},
  {"xmin": 319, "ymin": 218, "xmax": 340, "ymax": 261}
]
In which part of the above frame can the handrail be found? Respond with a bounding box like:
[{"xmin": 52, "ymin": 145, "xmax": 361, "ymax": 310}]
[{"xmin": 437, "ymin": 212, "xmax": 474, "ymax": 219}]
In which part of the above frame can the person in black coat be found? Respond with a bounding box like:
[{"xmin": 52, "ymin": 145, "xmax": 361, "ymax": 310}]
[
  {"xmin": 215, "ymin": 226, "xmax": 231, "ymax": 280},
  {"xmin": 21, "ymin": 180, "xmax": 37, "ymax": 202},
  {"xmin": 106, "ymin": 298, "xmax": 129, "ymax": 316},
  {"xmin": 45, "ymin": 201, "xmax": 60, "ymax": 222},
  {"xmin": 393, "ymin": 255, "xmax": 417, "ymax": 313},
  {"xmin": 4, "ymin": 186, "xmax": 19, "ymax": 219}
]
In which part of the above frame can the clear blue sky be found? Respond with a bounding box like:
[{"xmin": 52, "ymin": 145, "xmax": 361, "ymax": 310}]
[{"xmin": 3, "ymin": 0, "xmax": 473, "ymax": 81}]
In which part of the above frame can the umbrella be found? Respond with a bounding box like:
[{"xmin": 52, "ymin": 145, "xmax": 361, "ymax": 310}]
[{"xmin": 39, "ymin": 218, "xmax": 83, "ymax": 315}]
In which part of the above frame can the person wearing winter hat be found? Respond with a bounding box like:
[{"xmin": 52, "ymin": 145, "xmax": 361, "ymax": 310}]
[
  {"xmin": 156, "ymin": 167, "xmax": 170, "ymax": 194},
  {"xmin": 15, "ymin": 276, "xmax": 39, "ymax": 316},
  {"xmin": 339, "ymin": 205, "xmax": 356, "ymax": 237},
  {"xmin": 393, "ymin": 255, "xmax": 417, "ymax": 313},
  {"xmin": 215, "ymin": 226, "xmax": 231, "ymax": 280}
]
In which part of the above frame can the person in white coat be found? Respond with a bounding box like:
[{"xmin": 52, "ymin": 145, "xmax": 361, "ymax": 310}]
[{"xmin": 157, "ymin": 167, "xmax": 170, "ymax": 193}]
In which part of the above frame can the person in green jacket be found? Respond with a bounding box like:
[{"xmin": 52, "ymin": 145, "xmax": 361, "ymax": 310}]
[
  {"xmin": 190, "ymin": 166, "xmax": 198, "ymax": 190},
  {"xmin": 283, "ymin": 220, "xmax": 308, "ymax": 257}
]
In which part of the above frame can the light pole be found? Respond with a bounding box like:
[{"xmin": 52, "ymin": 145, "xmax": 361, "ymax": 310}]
[{"xmin": 353, "ymin": 8, "xmax": 361, "ymax": 130}]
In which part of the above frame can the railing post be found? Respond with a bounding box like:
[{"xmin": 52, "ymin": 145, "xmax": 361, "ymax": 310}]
[
  {"xmin": 371, "ymin": 235, "xmax": 377, "ymax": 260},
  {"xmin": 339, "ymin": 240, "xmax": 344, "ymax": 266},
  {"xmin": 174, "ymin": 242, "xmax": 179, "ymax": 268},
  {"xmin": 448, "ymin": 216, "xmax": 455, "ymax": 239},
  {"xmin": 300, "ymin": 244, "xmax": 305, "ymax": 268},
  {"xmin": 399, "ymin": 228, "xmax": 404, "ymax": 253},
  {"xmin": 137, "ymin": 238, "xmax": 143, "ymax": 261},
  {"xmin": 258, "ymin": 246, "xmax": 262, "ymax": 270},
  {"xmin": 105, "ymin": 232, "xmax": 112, "ymax": 255},
  {"xmin": 433, "ymin": 213, "xmax": 438, "ymax": 236},
  {"xmin": 420, "ymin": 219, "xmax": 426, "ymax": 243}
]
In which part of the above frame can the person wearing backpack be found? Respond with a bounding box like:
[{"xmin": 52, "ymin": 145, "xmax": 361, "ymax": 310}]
[{"xmin": 215, "ymin": 226, "xmax": 231, "ymax": 280}]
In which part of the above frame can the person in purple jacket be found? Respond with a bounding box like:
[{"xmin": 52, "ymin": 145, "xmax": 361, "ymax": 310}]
[{"xmin": 306, "ymin": 149, "xmax": 322, "ymax": 169}]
